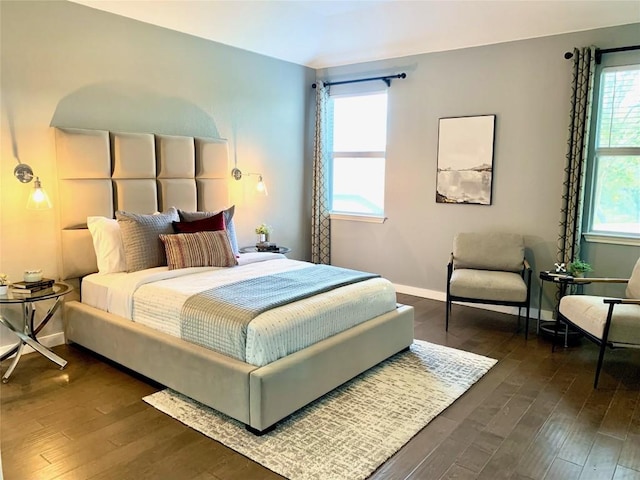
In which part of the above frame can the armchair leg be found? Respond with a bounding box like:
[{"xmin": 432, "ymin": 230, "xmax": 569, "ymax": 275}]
[
  {"xmin": 445, "ymin": 298, "xmax": 450, "ymax": 331},
  {"xmin": 552, "ymin": 316, "xmax": 560, "ymax": 353},
  {"xmin": 594, "ymin": 341, "xmax": 607, "ymax": 388},
  {"xmin": 525, "ymin": 304, "xmax": 530, "ymax": 340}
]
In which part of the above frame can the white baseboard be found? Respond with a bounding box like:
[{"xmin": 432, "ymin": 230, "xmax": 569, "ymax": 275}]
[
  {"xmin": 394, "ymin": 283, "xmax": 554, "ymax": 322},
  {"xmin": 0, "ymin": 287, "xmax": 553, "ymax": 360},
  {"xmin": 0, "ymin": 331, "xmax": 66, "ymax": 359}
]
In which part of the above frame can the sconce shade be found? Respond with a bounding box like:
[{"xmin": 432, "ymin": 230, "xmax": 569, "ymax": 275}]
[
  {"xmin": 256, "ymin": 175, "xmax": 268, "ymax": 196},
  {"xmin": 26, "ymin": 177, "xmax": 52, "ymax": 210}
]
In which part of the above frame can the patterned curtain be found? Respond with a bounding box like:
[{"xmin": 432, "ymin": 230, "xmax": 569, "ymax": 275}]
[
  {"xmin": 311, "ymin": 82, "xmax": 331, "ymax": 264},
  {"xmin": 557, "ymin": 46, "xmax": 596, "ymax": 268}
]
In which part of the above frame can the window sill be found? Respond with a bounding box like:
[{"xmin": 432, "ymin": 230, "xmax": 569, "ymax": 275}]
[
  {"xmin": 584, "ymin": 232, "xmax": 640, "ymax": 247},
  {"xmin": 329, "ymin": 213, "xmax": 386, "ymax": 224}
]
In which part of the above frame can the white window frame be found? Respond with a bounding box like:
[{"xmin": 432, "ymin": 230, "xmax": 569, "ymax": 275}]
[
  {"xmin": 584, "ymin": 63, "xmax": 640, "ymax": 246},
  {"xmin": 328, "ymin": 88, "xmax": 388, "ymax": 223}
]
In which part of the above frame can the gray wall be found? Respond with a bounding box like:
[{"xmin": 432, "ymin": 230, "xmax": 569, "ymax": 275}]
[
  {"xmin": 0, "ymin": 0, "xmax": 314, "ymax": 346},
  {"xmin": 319, "ymin": 23, "xmax": 640, "ymax": 312},
  {"xmin": 0, "ymin": 0, "xmax": 637, "ymax": 352}
]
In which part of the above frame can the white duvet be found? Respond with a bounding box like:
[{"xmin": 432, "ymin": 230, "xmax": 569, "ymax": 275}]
[{"xmin": 82, "ymin": 254, "xmax": 397, "ymax": 366}]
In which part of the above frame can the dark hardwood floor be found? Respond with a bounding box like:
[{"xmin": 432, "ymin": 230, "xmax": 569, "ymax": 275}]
[{"xmin": 2, "ymin": 295, "xmax": 639, "ymax": 479}]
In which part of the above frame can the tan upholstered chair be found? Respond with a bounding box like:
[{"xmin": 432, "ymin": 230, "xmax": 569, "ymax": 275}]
[
  {"xmin": 446, "ymin": 232, "xmax": 532, "ymax": 338},
  {"xmin": 554, "ymin": 257, "xmax": 640, "ymax": 388}
]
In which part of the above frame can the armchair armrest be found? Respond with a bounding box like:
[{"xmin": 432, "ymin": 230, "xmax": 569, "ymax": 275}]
[
  {"xmin": 448, "ymin": 252, "xmax": 454, "ymax": 267},
  {"xmin": 603, "ymin": 298, "xmax": 640, "ymax": 305},
  {"xmin": 572, "ymin": 277, "xmax": 629, "ymax": 284}
]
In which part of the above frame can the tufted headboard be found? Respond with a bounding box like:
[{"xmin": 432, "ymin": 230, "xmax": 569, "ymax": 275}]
[{"xmin": 55, "ymin": 127, "xmax": 230, "ymax": 281}]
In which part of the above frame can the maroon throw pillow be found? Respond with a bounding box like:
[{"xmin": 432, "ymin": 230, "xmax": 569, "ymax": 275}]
[{"xmin": 172, "ymin": 210, "xmax": 225, "ymax": 233}]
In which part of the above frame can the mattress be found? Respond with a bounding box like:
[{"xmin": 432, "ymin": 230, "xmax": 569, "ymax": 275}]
[{"xmin": 81, "ymin": 254, "xmax": 397, "ymax": 366}]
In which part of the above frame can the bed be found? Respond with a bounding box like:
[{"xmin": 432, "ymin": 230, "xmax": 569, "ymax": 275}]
[{"xmin": 56, "ymin": 127, "xmax": 414, "ymax": 433}]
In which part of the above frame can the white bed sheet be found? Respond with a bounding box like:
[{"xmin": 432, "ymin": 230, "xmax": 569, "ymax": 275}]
[
  {"xmin": 81, "ymin": 254, "xmax": 397, "ymax": 366},
  {"xmin": 81, "ymin": 252, "xmax": 286, "ymax": 317}
]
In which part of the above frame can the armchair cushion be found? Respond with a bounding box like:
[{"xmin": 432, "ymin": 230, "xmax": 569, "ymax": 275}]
[
  {"xmin": 450, "ymin": 269, "xmax": 528, "ymax": 302},
  {"xmin": 453, "ymin": 233, "xmax": 524, "ymax": 272},
  {"xmin": 559, "ymin": 295, "xmax": 640, "ymax": 345},
  {"xmin": 626, "ymin": 257, "xmax": 640, "ymax": 299}
]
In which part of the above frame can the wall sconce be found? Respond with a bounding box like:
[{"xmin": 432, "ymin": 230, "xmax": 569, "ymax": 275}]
[
  {"xmin": 14, "ymin": 163, "xmax": 52, "ymax": 210},
  {"xmin": 231, "ymin": 167, "xmax": 268, "ymax": 196}
]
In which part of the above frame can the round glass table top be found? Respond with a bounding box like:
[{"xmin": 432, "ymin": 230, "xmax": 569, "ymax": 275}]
[{"xmin": 0, "ymin": 282, "xmax": 72, "ymax": 304}]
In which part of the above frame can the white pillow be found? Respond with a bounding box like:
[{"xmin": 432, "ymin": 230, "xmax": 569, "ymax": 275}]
[{"xmin": 87, "ymin": 216, "xmax": 126, "ymax": 274}]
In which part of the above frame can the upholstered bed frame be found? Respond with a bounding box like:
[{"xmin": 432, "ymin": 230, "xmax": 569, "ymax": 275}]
[{"xmin": 56, "ymin": 127, "xmax": 414, "ymax": 433}]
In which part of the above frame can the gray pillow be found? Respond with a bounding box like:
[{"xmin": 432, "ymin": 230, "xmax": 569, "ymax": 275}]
[
  {"xmin": 116, "ymin": 207, "xmax": 179, "ymax": 272},
  {"xmin": 178, "ymin": 205, "xmax": 238, "ymax": 255}
]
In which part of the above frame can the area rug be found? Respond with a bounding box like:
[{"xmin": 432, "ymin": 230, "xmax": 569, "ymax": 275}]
[{"xmin": 143, "ymin": 340, "xmax": 497, "ymax": 480}]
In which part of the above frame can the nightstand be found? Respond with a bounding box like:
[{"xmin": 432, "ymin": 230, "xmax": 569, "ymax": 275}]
[
  {"xmin": 537, "ymin": 271, "xmax": 590, "ymax": 346},
  {"xmin": 239, "ymin": 246, "xmax": 291, "ymax": 254},
  {"xmin": 0, "ymin": 282, "xmax": 73, "ymax": 382}
]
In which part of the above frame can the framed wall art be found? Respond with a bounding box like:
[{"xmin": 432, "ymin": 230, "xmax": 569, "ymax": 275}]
[{"xmin": 436, "ymin": 114, "xmax": 496, "ymax": 205}]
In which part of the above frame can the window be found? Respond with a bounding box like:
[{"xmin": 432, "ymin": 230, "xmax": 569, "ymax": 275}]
[
  {"xmin": 587, "ymin": 64, "xmax": 640, "ymax": 240},
  {"xmin": 330, "ymin": 91, "xmax": 388, "ymax": 218}
]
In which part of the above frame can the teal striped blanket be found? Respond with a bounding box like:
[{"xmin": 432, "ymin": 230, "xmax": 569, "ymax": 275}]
[{"xmin": 180, "ymin": 265, "xmax": 379, "ymax": 360}]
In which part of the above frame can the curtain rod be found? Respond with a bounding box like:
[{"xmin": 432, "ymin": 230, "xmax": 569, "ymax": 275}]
[
  {"xmin": 564, "ymin": 45, "xmax": 640, "ymax": 64},
  {"xmin": 312, "ymin": 73, "xmax": 406, "ymax": 89}
]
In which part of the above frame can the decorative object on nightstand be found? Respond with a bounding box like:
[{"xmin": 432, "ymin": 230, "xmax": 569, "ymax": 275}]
[
  {"xmin": 255, "ymin": 223, "xmax": 272, "ymax": 244},
  {"xmin": 11, "ymin": 277, "xmax": 55, "ymax": 294},
  {"xmin": 0, "ymin": 273, "xmax": 8, "ymax": 295},
  {"xmin": 567, "ymin": 258, "xmax": 592, "ymax": 278},
  {"xmin": 23, "ymin": 269, "xmax": 43, "ymax": 283}
]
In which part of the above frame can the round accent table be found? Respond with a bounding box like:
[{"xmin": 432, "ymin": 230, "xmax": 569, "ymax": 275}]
[
  {"xmin": 0, "ymin": 282, "xmax": 73, "ymax": 382},
  {"xmin": 537, "ymin": 271, "xmax": 590, "ymax": 347}
]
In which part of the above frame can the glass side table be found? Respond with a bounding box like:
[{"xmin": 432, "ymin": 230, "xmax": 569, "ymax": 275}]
[
  {"xmin": 239, "ymin": 246, "xmax": 291, "ymax": 254},
  {"xmin": 537, "ymin": 271, "xmax": 590, "ymax": 347},
  {"xmin": 0, "ymin": 282, "xmax": 73, "ymax": 382}
]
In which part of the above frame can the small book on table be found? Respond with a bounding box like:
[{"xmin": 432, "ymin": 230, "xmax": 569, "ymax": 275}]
[{"xmin": 11, "ymin": 278, "xmax": 55, "ymax": 292}]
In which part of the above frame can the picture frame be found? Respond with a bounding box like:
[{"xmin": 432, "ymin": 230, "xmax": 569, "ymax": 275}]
[{"xmin": 436, "ymin": 114, "xmax": 496, "ymax": 205}]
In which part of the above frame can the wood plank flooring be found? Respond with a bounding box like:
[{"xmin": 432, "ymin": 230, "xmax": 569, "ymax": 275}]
[{"xmin": 2, "ymin": 295, "xmax": 639, "ymax": 479}]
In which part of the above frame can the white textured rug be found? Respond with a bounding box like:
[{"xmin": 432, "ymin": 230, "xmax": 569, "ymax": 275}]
[{"xmin": 143, "ymin": 340, "xmax": 496, "ymax": 480}]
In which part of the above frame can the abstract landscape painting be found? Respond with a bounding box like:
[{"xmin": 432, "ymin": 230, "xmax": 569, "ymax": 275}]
[{"xmin": 436, "ymin": 115, "xmax": 496, "ymax": 205}]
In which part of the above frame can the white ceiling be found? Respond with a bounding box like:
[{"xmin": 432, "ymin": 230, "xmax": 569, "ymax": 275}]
[{"xmin": 71, "ymin": 0, "xmax": 640, "ymax": 69}]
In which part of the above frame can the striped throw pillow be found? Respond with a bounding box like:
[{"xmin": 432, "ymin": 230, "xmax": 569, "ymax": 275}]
[{"xmin": 159, "ymin": 230, "xmax": 237, "ymax": 270}]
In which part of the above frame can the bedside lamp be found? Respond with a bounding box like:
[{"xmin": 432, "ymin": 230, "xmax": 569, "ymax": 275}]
[{"xmin": 14, "ymin": 163, "xmax": 52, "ymax": 210}]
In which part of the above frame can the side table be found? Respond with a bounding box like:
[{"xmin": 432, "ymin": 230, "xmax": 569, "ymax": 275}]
[
  {"xmin": 537, "ymin": 272, "xmax": 589, "ymax": 347},
  {"xmin": 0, "ymin": 282, "xmax": 73, "ymax": 382},
  {"xmin": 239, "ymin": 246, "xmax": 291, "ymax": 254}
]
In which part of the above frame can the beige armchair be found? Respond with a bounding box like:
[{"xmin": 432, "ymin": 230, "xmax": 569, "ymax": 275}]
[
  {"xmin": 554, "ymin": 257, "xmax": 640, "ymax": 388},
  {"xmin": 446, "ymin": 232, "xmax": 532, "ymax": 338}
]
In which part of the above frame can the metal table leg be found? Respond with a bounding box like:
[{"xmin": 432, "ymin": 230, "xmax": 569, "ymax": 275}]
[
  {"xmin": 537, "ymin": 282, "xmax": 543, "ymax": 334},
  {"xmin": 0, "ymin": 297, "xmax": 67, "ymax": 382},
  {"xmin": 2, "ymin": 343, "xmax": 25, "ymax": 383}
]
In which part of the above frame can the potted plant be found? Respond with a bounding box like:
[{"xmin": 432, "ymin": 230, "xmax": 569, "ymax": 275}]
[
  {"xmin": 568, "ymin": 258, "xmax": 592, "ymax": 277},
  {"xmin": 255, "ymin": 223, "xmax": 272, "ymax": 243},
  {"xmin": 0, "ymin": 273, "xmax": 8, "ymax": 295}
]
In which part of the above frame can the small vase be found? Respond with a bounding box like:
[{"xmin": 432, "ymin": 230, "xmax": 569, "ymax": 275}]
[
  {"xmin": 0, "ymin": 285, "xmax": 7, "ymax": 295},
  {"xmin": 258, "ymin": 234, "xmax": 266, "ymax": 243}
]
